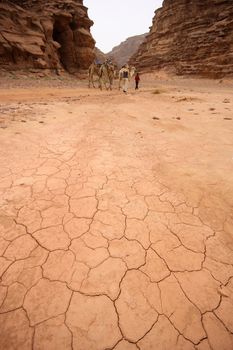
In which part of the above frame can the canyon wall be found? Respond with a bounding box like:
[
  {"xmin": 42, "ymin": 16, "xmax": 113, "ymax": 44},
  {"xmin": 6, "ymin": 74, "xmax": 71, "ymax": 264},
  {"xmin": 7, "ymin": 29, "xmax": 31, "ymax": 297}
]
[
  {"xmin": 0, "ymin": 0, "xmax": 95, "ymax": 74},
  {"xmin": 130, "ymin": 0, "xmax": 233, "ymax": 78}
]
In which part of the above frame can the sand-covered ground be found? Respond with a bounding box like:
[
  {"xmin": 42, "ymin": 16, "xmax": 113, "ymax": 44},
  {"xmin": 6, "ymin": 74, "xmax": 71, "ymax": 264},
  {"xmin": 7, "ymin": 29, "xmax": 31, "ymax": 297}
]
[{"xmin": 0, "ymin": 75, "xmax": 233, "ymax": 350}]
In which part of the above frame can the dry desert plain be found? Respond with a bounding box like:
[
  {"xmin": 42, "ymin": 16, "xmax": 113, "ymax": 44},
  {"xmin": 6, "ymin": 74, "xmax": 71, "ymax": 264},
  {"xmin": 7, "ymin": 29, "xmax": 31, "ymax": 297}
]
[{"xmin": 0, "ymin": 74, "xmax": 233, "ymax": 350}]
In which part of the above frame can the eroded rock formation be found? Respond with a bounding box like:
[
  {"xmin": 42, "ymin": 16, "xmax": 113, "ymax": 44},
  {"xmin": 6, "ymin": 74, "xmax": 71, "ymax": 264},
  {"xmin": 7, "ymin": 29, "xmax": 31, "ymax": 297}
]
[
  {"xmin": 0, "ymin": 0, "xmax": 95, "ymax": 73},
  {"xmin": 130, "ymin": 0, "xmax": 233, "ymax": 78}
]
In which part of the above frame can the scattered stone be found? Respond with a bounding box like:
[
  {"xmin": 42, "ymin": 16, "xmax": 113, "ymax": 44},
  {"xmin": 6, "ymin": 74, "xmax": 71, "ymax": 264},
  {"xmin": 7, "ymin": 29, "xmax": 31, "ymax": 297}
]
[{"xmin": 152, "ymin": 89, "xmax": 163, "ymax": 95}]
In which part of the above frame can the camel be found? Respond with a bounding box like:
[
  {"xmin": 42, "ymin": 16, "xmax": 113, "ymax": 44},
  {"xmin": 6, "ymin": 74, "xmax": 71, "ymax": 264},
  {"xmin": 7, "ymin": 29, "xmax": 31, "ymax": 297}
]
[
  {"xmin": 88, "ymin": 61, "xmax": 115, "ymax": 90},
  {"xmin": 88, "ymin": 62, "xmax": 101, "ymax": 89},
  {"xmin": 99, "ymin": 62, "xmax": 115, "ymax": 90},
  {"xmin": 118, "ymin": 65, "xmax": 136, "ymax": 90}
]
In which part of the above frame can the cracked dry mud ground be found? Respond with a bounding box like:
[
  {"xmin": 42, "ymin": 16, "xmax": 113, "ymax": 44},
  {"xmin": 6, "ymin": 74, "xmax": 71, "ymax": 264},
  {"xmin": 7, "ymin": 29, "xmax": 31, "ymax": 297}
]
[{"xmin": 0, "ymin": 79, "xmax": 233, "ymax": 350}]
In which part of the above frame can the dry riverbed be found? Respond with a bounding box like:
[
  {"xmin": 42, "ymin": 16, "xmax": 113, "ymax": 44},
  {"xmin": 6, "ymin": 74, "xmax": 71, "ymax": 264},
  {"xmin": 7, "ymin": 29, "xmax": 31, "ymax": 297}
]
[{"xmin": 0, "ymin": 75, "xmax": 233, "ymax": 350}]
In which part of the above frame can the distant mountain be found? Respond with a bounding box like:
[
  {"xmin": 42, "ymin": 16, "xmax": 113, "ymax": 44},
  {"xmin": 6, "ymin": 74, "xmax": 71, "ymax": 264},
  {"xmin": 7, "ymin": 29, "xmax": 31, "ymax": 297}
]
[
  {"xmin": 107, "ymin": 34, "xmax": 147, "ymax": 68},
  {"xmin": 94, "ymin": 48, "xmax": 107, "ymax": 63}
]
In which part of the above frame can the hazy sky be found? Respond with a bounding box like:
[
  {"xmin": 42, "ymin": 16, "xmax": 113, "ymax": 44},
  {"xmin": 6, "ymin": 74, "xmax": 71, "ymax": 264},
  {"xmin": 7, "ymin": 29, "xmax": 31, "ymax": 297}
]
[{"xmin": 84, "ymin": 0, "xmax": 163, "ymax": 53}]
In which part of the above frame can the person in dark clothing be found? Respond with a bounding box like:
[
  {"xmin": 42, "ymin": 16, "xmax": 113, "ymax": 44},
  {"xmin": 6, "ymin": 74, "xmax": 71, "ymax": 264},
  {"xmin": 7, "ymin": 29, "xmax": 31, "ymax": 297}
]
[{"xmin": 135, "ymin": 73, "xmax": 140, "ymax": 89}]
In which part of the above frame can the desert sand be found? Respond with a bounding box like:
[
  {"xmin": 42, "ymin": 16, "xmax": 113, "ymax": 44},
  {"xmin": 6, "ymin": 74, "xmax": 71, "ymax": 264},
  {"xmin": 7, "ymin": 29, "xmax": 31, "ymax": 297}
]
[{"xmin": 0, "ymin": 75, "xmax": 233, "ymax": 350}]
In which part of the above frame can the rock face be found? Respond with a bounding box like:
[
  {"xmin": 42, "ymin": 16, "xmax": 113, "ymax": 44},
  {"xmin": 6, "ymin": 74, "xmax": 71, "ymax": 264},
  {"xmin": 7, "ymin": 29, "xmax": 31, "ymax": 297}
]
[
  {"xmin": 107, "ymin": 34, "xmax": 146, "ymax": 68},
  {"xmin": 0, "ymin": 0, "xmax": 95, "ymax": 73},
  {"xmin": 130, "ymin": 0, "xmax": 233, "ymax": 78}
]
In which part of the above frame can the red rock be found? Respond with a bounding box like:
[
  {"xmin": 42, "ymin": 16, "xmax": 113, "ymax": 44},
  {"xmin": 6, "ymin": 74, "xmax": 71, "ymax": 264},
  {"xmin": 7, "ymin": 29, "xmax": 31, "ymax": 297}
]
[
  {"xmin": 130, "ymin": 0, "xmax": 233, "ymax": 78},
  {"xmin": 0, "ymin": 0, "xmax": 95, "ymax": 74}
]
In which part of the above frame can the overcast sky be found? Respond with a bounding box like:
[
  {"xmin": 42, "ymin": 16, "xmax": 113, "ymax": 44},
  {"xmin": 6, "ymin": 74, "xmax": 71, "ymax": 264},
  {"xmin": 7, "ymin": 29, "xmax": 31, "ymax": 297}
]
[{"xmin": 84, "ymin": 0, "xmax": 163, "ymax": 53}]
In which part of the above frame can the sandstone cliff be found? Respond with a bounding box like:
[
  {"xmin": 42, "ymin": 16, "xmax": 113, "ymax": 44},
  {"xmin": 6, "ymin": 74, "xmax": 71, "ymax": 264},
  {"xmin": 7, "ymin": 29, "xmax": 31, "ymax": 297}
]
[
  {"xmin": 130, "ymin": 0, "xmax": 233, "ymax": 78},
  {"xmin": 0, "ymin": 0, "xmax": 95, "ymax": 73},
  {"xmin": 107, "ymin": 34, "xmax": 146, "ymax": 68}
]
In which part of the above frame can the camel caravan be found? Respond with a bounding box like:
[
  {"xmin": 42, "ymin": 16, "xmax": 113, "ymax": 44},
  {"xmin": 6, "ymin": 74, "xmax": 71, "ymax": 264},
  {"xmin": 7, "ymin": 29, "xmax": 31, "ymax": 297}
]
[{"xmin": 88, "ymin": 59, "xmax": 136, "ymax": 93}]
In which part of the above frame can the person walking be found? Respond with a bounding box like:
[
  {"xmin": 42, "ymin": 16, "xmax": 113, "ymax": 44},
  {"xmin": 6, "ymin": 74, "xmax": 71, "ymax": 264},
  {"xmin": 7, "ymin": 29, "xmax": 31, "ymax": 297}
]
[
  {"xmin": 121, "ymin": 64, "xmax": 130, "ymax": 94},
  {"xmin": 135, "ymin": 72, "xmax": 140, "ymax": 89}
]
